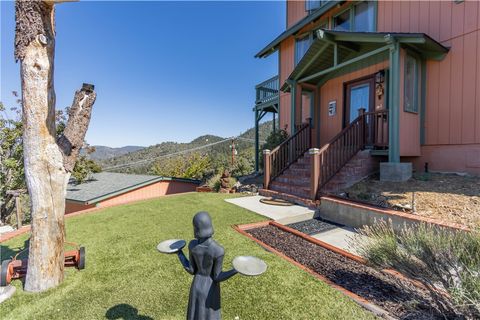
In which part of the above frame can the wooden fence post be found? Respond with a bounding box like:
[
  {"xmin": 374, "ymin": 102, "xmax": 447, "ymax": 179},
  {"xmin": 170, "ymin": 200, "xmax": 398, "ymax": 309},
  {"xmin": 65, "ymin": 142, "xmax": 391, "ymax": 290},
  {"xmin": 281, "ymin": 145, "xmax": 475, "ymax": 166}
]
[
  {"xmin": 309, "ymin": 148, "xmax": 320, "ymax": 200},
  {"xmin": 263, "ymin": 149, "xmax": 271, "ymax": 190}
]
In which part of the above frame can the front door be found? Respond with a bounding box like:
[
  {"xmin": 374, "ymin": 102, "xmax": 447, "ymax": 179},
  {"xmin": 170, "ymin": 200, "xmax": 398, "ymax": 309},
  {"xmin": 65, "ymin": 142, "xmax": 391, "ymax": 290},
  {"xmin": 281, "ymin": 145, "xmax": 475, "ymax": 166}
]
[
  {"xmin": 345, "ymin": 77, "xmax": 375, "ymax": 145},
  {"xmin": 345, "ymin": 77, "xmax": 375, "ymax": 125}
]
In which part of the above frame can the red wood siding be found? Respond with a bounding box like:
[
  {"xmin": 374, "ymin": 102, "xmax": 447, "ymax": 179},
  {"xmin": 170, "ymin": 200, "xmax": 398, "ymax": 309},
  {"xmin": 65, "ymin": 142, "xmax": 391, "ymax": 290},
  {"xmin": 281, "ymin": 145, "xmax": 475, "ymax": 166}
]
[
  {"xmin": 378, "ymin": 0, "xmax": 480, "ymax": 173},
  {"xmin": 64, "ymin": 180, "xmax": 197, "ymax": 214},
  {"xmin": 287, "ymin": 0, "xmax": 307, "ymax": 28},
  {"xmin": 319, "ymin": 61, "xmax": 389, "ymax": 146}
]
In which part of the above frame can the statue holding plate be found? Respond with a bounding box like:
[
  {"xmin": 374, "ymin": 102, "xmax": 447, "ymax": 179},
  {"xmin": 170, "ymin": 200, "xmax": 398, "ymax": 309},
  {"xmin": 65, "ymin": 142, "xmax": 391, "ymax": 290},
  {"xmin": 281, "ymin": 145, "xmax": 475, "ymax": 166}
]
[{"xmin": 157, "ymin": 211, "xmax": 267, "ymax": 320}]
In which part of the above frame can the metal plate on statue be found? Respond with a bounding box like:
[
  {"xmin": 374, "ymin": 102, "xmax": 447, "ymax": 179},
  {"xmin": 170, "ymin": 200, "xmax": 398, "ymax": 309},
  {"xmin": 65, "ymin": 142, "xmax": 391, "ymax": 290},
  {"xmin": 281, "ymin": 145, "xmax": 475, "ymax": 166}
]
[
  {"xmin": 157, "ymin": 239, "xmax": 186, "ymax": 254},
  {"xmin": 232, "ymin": 256, "xmax": 267, "ymax": 276}
]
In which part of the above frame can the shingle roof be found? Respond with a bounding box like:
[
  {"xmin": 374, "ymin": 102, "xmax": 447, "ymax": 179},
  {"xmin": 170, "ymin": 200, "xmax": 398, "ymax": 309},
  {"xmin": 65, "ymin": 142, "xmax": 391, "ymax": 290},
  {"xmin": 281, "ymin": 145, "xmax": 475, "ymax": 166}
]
[{"xmin": 66, "ymin": 172, "xmax": 200, "ymax": 204}]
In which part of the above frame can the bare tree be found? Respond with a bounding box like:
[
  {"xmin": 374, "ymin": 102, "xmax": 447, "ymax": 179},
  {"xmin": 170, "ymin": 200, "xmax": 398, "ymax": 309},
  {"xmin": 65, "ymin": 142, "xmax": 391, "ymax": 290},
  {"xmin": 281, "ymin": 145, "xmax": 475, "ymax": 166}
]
[{"xmin": 15, "ymin": 0, "xmax": 96, "ymax": 292}]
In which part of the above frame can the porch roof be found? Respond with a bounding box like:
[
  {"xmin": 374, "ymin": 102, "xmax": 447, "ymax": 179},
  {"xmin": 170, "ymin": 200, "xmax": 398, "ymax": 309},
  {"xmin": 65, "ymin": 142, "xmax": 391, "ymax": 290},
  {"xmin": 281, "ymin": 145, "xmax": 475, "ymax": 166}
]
[{"xmin": 282, "ymin": 30, "xmax": 449, "ymax": 91}]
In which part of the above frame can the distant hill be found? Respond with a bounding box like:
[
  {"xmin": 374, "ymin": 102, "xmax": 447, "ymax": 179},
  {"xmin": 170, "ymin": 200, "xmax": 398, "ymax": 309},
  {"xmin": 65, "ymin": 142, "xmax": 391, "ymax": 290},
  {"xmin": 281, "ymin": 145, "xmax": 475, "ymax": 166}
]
[
  {"xmin": 98, "ymin": 120, "xmax": 274, "ymax": 174},
  {"xmin": 86, "ymin": 145, "xmax": 145, "ymax": 160}
]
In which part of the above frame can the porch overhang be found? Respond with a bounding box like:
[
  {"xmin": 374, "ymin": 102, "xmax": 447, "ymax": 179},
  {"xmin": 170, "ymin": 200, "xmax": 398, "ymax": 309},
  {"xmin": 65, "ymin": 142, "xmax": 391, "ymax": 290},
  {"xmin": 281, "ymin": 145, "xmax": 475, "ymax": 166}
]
[{"xmin": 281, "ymin": 30, "xmax": 449, "ymax": 91}]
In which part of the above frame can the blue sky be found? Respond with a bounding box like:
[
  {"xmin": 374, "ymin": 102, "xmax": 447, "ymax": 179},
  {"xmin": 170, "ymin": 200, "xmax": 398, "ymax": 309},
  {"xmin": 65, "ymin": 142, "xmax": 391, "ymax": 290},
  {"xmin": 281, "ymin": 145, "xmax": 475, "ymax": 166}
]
[{"xmin": 1, "ymin": 1, "xmax": 283, "ymax": 147}]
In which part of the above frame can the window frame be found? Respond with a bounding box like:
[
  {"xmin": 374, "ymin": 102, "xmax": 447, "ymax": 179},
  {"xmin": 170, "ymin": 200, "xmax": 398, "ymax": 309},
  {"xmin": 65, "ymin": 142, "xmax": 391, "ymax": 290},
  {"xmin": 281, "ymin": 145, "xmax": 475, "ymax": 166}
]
[
  {"xmin": 294, "ymin": 32, "xmax": 314, "ymax": 66},
  {"xmin": 305, "ymin": 0, "xmax": 328, "ymax": 14},
  {"xmin": 332, "ymin": 1, "xmax": 376, "ymax": 32},
  {"xmin": 403, "ymin": 52, "xmax": 420, "ymax": 114}
]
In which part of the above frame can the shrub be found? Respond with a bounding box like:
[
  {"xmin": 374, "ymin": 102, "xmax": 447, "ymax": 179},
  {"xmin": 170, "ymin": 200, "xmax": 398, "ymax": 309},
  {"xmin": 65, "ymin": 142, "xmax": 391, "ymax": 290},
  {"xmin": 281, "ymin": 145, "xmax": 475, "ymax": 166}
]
[
  {"xmin": 259, "ymin": 129, "xmax": 289, "ymax": 169},
  {"xmin": 356, "ymin": 221, "xmax": 480, "ymax": 319},
  {"xmin": 205, "ymin": 173, "xmax": 237, "ymax": 192}
]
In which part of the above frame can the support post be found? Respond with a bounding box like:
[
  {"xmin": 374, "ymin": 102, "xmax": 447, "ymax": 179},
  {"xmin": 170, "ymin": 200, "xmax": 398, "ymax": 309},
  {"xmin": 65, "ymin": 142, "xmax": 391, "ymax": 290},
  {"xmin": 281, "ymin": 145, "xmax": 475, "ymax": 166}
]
[
  {"xmin": 387, "ymin": 39, "xmax": 400, "ymax": 162},
  {"xmin": 309, "ymin": 148, "xmax": 320, "ymax": 200},
  {"xmin": 358, "ymin": 108, "xmax": 366, "ymax": 147},
  {"xmin": 254, "ymin": 108, "xmax": 259, "ymax": 172},
  {"xmin": 290, "ymin": 80, "xmax": 297, "ymax": 135},
  {"xmin": 263, "ymin": 149, "xmax": 271, "ymax": 189}
]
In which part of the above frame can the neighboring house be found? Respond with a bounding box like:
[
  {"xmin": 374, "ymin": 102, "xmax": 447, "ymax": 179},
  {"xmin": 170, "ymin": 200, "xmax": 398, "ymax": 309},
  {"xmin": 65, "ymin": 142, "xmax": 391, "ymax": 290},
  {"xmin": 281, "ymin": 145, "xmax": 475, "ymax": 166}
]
[
  {"xmin": 254, "ymin": 0, "xmax": 480, "ymax": 203},
  {"xmin": 65, "ymin": 172, "xmax": 200, "ymax": 214}
]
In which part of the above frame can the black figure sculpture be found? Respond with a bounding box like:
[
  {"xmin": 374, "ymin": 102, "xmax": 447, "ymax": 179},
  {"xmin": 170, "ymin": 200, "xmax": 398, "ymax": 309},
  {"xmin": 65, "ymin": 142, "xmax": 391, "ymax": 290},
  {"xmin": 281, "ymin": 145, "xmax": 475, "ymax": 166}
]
[{"xmin": 176, "ymin": 211, "xmax": 237, "ymax": 320}]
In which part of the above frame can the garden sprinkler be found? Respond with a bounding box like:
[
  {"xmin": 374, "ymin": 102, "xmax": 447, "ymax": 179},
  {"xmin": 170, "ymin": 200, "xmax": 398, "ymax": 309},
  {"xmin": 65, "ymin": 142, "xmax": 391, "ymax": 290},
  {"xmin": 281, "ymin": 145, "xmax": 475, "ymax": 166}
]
[{"xmin": 157, "ymin": 211, "xmax": 267, "ymax": 320}]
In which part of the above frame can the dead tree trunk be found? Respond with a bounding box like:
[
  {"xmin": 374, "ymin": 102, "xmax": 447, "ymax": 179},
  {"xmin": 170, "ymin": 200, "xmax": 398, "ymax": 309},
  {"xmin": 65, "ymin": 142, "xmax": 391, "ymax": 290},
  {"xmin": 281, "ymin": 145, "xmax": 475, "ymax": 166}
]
[{"xmin": 15, "ymin": 0, "xmax": 96, "ymax": 292}]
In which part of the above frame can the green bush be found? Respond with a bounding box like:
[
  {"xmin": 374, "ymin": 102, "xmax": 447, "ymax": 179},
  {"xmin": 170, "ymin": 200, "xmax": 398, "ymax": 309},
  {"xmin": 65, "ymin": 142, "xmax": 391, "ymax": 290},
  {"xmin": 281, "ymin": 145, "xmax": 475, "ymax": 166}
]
[
  {"xmin": 259, "ymin": 129, "xmax": 289, "ymax": 169},
  {"xmin": 206, "ymin": 174, "xmax": 237, "ymax": 192},
  {"xmin": 356, "ymin": 221, "xmax": 480, "ymax": 319}
]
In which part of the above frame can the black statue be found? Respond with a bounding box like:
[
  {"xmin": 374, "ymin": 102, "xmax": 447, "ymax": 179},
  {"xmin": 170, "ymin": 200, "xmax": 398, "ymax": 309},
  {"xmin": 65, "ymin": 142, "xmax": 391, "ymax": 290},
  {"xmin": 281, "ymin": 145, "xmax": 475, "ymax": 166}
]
[
  {"xmin": 177, "ymin": 211, "xmax": 237, "ymax": 320},
  {"xmin": 157, "ymin": 211, "xmax": 267, "ymax": 320}
]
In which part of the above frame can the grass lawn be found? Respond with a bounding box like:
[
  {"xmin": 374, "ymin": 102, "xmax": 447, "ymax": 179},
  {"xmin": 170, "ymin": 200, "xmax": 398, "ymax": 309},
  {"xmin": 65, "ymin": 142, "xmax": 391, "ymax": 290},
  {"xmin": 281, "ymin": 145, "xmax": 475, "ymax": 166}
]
[{"xmin": 0, "ymin": 193, "xmax": 376, "ymax": 320}]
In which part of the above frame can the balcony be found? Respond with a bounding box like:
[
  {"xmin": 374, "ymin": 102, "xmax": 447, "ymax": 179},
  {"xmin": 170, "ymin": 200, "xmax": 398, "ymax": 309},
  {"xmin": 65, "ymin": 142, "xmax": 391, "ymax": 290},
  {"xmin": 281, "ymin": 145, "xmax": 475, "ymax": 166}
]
[{"xmin": 255, "ymin": 75, "xmax": 279, "ymax": 111}]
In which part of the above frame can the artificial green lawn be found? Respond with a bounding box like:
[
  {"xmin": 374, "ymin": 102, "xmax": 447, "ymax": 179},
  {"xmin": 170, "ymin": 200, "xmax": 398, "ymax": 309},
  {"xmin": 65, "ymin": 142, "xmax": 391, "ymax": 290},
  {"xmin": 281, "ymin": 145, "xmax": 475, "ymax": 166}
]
[{"xmin": 0, "ymin": 193, "xmax": 376, "ymax": 320}]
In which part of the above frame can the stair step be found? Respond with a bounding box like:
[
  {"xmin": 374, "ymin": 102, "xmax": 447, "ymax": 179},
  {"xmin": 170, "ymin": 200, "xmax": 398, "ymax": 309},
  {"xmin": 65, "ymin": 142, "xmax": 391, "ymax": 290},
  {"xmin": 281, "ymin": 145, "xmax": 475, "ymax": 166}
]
[{"xmin": 276, "ymin": 175, "xmax": 310, "ymax": 185}]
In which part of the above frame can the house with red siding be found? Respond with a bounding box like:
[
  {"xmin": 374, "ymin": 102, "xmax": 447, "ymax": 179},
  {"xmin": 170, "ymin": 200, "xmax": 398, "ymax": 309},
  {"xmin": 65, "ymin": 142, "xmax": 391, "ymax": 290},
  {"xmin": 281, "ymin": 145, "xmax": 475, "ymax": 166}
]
[
  {"xmin": 254, "ymin": 0, "xmax": 480, "ymax": 204},
  {"xmin": 65, "ymin": 172, "xmax": 200, "ymax": 214}
]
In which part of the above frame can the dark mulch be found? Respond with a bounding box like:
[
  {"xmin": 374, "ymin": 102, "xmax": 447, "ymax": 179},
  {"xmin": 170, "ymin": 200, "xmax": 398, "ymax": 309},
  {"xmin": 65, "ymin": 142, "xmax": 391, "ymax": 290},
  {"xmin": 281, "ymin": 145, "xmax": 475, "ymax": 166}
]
[
  {"xmin": 286, "ymin": 218, "xmax": 338, "ymax": 235},
  {"xmin": 247, "ymin": 225, "xmax": 445, "ymax": 320}
]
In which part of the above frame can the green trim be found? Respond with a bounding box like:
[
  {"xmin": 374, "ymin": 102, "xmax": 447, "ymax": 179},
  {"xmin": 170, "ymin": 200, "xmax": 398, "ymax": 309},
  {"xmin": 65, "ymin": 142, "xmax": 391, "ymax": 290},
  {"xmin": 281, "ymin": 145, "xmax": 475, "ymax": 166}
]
[
  {"xmin": 388, "ymin": 40, "xmax": 401, "ymax": 163},
  {"xmin": 299, "ymin": 45, "xmax": 390, "ymax": 83},
  {"xmin": 290, "ymin": 80, "xmax": 297, "ymax": 133},
  {"xmin": 294, "ymin": 42, "xmax": 329, "ymax": 80},
  {"xmin": 255, "ymin": 1, "xmax": 341, "ymax": 58},
  {"xmin": 420, "ymin": 58, "xmax": 427, "ymax": 145}
]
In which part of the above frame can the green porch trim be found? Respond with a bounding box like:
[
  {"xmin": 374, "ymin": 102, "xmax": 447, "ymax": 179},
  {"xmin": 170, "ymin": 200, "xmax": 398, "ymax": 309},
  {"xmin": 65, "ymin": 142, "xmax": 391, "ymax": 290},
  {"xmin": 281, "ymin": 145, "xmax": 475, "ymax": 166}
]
[
  {"xmin": 255, "ymin": 1, "xmax": 341, "ymax": 58},
  {"xmin": 388, "ymin": 40, "xmax": 401, "ymax": 163},
  {"xmin": 298, "ymin": 44, "xmax": 391, "ymax": 83},
  {"xmin": 290, "ymin": 80, "xmax": 297, "ymax": 134}
]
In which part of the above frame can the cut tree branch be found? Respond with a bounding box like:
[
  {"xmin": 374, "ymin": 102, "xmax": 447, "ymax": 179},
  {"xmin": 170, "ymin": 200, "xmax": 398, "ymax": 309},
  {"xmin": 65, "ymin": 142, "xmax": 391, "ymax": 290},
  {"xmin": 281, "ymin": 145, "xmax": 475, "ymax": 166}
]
[{"xmin": 57, "ymin": 83, "xmax": 96, "ymax": 171}]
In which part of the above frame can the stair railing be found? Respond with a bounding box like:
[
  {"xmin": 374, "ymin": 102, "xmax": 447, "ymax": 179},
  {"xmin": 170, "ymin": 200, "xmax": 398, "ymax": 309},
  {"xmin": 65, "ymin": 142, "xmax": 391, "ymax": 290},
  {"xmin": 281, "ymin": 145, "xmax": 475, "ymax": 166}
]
[
  {"xmin": 310, "ymin": 110, "xmax": 388, "ymax": 199},
  {"xmin": 263, "ymin": 123, "xmax": 310, "ymax": 188}
]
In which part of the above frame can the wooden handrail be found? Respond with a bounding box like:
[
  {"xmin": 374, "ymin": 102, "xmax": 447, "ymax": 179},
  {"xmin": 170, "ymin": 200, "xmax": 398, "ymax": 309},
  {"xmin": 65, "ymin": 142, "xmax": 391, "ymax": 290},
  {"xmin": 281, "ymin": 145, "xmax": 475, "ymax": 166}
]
[
  {"xmin": 315, "ymin": 110, "xmax": 388, "ymax": 194},
  {"xmin": 266, "ymin": 123, "xmax": 311, "ymax": 183}
]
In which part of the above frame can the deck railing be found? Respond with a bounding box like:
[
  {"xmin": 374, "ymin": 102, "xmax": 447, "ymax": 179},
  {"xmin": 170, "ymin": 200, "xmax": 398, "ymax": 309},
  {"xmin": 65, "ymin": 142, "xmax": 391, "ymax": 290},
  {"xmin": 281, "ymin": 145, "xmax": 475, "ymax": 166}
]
[
  {"xmin": 311, "ymin": 110, "xmax": 388, "ymax": 198},
  {"xmin": 255, "ymin": 75, "xmax": 279, "ymax": 106},
  {"xmin": 263, "ymin": 123, "xmax": 310, "ymax": 188}
]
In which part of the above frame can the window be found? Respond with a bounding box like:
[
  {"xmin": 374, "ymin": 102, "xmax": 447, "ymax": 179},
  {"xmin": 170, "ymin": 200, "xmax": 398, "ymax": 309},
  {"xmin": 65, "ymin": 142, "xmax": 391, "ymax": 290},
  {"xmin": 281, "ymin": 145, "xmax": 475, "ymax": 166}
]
[
  {"xmin": 333, "ymin": 9, "xmax": 351, "ymax": 31},
  {"xmin": 404, "ymin": 54, "xmax": 419, "ymax": 113},
  {"xmin": 305, "ymin": 1, "xmax": 328, "ymax": 13},
  {"xmin": 333, "ymin": 1, "xmax": 375, "ymax": 32},
  {"xmin": 354, "ymin": 1, "xmax": 375, "ymax": 32},
  {"xmin": 295, "ymin": 34, "xmax": 313, "ymax": 65}
]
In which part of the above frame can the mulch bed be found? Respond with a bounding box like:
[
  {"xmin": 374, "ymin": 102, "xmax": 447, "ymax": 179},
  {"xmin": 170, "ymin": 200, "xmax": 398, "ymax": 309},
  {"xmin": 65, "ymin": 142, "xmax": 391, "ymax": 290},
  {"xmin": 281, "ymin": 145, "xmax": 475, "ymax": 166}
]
[
  {"xmin": 286, "ymin": 219, "xmax": 338, "ymax": 235},
  {"xmin": 247, "ymin": 225, "xmax": 444, "ymax": 320}
]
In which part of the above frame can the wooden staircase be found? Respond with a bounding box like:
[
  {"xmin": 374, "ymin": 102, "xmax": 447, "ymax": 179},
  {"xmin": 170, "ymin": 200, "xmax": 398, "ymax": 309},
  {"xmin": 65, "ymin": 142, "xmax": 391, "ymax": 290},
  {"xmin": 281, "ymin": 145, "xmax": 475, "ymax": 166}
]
[{"xmin": 260, "ymin": 110, "xmax": 388, "ymax": 205}]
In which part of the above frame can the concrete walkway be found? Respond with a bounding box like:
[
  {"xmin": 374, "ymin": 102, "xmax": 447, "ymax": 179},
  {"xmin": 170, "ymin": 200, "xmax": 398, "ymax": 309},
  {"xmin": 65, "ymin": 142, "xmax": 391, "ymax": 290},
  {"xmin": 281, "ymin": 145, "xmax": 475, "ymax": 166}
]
[
  {"xmin": 225, "ymin": 195, "xmax": 314, "ymax": 221},
  {"xmin": 310, "ymin": 227, "xmax": 368, "ymax": 256}
]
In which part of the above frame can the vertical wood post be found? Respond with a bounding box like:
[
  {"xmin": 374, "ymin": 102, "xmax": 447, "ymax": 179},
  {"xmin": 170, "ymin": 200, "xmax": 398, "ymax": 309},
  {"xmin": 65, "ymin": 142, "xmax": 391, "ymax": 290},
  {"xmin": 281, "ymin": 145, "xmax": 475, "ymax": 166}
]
[
  {"xmin": 309, "ymin": 148, "xmax": 320, "ymax": 200},
  {"xmin": 358, "ymin": 108, "xmax": 366, "ymax": 147},
  {"xmin": 263, "ymin": 149, "xmax": 271, "ymax": 189}
]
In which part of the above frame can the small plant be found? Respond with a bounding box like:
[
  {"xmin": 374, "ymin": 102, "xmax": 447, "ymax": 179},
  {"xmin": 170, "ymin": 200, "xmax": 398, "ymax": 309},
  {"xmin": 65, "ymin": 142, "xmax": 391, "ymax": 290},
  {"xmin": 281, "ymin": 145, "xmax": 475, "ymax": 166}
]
[
  {"xmin": 206, "ymin": 174, "xmax": 237, "ymax": 192},
  {"xmin": 356, "ymin": 221, "xmax": 480, "ymax": 319}
]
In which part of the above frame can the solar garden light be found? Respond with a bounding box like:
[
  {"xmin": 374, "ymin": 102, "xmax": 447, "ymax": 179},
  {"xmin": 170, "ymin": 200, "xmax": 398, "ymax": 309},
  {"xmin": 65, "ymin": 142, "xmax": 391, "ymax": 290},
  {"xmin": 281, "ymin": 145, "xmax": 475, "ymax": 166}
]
[{"xmin": 157, "ymin": 211, "xmax": 267, "ymax": 320}]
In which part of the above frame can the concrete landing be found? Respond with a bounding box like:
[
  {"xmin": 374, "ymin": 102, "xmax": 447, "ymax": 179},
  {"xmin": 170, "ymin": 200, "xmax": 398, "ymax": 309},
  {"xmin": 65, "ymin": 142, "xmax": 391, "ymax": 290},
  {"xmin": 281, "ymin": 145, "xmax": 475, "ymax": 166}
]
[
  {"xmin": 310, "ymin": 227, "xmax": 368, "ymax": 256},
  {"xmin": 225, "ymin": 195, "xmax": 315, "ymax": 221}
]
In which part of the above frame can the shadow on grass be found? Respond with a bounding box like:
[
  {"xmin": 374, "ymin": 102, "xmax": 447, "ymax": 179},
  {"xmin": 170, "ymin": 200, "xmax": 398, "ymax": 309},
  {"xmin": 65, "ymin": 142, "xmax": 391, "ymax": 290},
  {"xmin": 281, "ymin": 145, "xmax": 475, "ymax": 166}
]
[
  {"xmin": 106, "ymin": 304, "xmax": 154, "ymax": 320},
  {"xmin": 0, "ymin": 239, "xmax": 29, "ymax": 263}
]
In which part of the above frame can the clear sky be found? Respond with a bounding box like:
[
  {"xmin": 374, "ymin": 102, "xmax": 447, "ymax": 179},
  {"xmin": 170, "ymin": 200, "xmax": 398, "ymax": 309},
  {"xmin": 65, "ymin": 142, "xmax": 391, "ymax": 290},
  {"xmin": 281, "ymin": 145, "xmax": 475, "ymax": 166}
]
[{"xmin": 1, "ymin": 1, "xmax": 284, "ymax": 147}]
